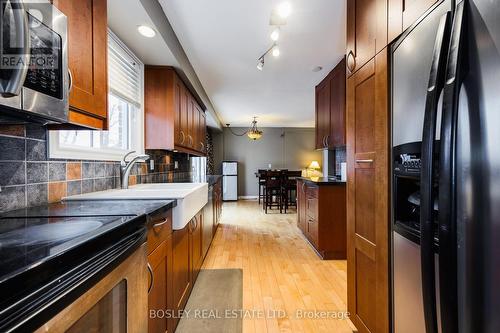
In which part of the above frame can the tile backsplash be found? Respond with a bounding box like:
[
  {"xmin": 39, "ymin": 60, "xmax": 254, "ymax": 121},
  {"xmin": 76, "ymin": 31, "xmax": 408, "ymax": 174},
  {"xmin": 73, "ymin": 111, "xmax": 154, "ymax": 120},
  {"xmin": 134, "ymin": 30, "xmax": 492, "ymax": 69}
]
[{"xmin": 0, "ymin": 124, "xmax": 192, "ymax": 213}]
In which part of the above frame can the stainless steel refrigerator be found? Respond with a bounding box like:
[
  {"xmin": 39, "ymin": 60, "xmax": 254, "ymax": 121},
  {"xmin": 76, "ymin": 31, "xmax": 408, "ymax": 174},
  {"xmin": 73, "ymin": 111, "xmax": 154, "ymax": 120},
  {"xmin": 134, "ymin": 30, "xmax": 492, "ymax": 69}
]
[
  {"xmin": 390, "ymin": 0, "xmax": 500, "ymax": 332},
  {"xmin": 222, "ymin": 161, "xmax": 238, "ymax": 201}
]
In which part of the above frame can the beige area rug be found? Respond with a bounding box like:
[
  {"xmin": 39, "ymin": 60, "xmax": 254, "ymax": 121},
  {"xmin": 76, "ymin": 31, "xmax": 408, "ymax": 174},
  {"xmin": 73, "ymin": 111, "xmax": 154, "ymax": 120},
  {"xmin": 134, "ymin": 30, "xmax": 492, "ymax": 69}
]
[{"xmin": 175, "ymin": 269, "xmax": 243, "ymax": 333}]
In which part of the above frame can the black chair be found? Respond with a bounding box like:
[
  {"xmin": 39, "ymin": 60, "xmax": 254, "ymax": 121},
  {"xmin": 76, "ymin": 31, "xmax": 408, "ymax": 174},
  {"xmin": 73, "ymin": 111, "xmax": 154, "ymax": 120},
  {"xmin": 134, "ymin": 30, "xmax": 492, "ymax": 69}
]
[
  {"xmin": 281, "ymin": 171, "xmax": 302, "ymax": 213},
  {"xmin": 264, "ymin": 171, "xmax": 283, "ymax": 214},
  {"xmin": 257, "ymin": 169, "xmax": 267, "ymax": 205}
]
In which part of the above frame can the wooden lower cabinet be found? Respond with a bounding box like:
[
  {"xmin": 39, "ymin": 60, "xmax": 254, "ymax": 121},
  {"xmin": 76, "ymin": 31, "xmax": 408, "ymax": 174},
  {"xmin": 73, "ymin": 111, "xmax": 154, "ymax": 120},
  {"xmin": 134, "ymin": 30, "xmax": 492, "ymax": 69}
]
[
  {"xmin": 296, "ymin": 179, "xmax": 347, "ymax": 259},
  {"xmin": 170, "ymin": 208, "xmax": 207, "ymax": 332},
  {"xmin": 346, "ymin": 48, "xmax": 389, "ymax": 333},
  {"xmin": 172, "ymin": 223, "xmax": 191, "ymax": 329},
  {"xmin": 146, "ymin": 209, "xmax": 173, "ymax": 333},
  {"xmin": 148, "ymin": 240, "xmax": 169, "ymax": 333},
  {"xmin": 190, "ymin": 211, "xmax": 203, "ymax": 284},
  {"xmin": 213, "ymin": 178, "xmax": 222, "ymax": 233}
]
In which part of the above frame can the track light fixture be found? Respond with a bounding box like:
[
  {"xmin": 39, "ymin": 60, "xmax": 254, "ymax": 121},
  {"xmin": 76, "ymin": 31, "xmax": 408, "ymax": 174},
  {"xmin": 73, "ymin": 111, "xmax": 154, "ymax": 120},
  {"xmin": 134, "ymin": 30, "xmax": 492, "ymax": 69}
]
[{"xmin": 256, "ymin": 2, "xmax": 292, "ymax": 70}]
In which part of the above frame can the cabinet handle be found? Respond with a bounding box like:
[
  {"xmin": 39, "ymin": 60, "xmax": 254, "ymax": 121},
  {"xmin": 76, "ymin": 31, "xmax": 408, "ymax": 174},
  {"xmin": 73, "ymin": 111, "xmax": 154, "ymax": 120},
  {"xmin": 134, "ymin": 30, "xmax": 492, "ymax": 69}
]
[
  {"xmin": 347, "ymin": 50, "xmax": 356, "ymax": 72},
  {"xmin": 356, "ymin": 159, "xmax": 374, "ymax": 164},
  {"xmin": 200, "ymin": 142, "xmax": 205, "ymax": 151},
  {"xmin": 68, "ymin": 68, "xmax": 73, "ymax": 93},
  {"xmin": 188, "ymin": 135, "xmax": 193, "ymax": 146},
  {"xmin": 180, "ymin": 131, "xmax": 185, "ymax": 144},
  {"xmin": 147, "ymin": 262, "xmax": 154, "ymax": 294},
  {"xmin": 325, "ymin": 134, "xmax": 330, "ymax": 148},
  {"xmin": 153, "ymin": 218, "xmax": 168, "ymax": 231}
]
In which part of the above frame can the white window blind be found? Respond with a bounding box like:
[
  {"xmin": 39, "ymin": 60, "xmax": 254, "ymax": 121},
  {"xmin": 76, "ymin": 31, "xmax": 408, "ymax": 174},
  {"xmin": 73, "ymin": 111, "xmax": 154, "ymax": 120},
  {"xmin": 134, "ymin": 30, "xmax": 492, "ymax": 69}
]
[{"xmin": 108, "ymin": 31, "xmax": 142, "ymax": 107}]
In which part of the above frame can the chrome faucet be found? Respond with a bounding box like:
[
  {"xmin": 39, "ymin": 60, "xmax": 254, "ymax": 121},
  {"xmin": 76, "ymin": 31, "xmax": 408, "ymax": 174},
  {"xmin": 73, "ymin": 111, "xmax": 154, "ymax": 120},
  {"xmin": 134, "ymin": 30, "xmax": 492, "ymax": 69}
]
[{"xmin": 120, "ymin": 151, "xmax": 150, "ymax": 189}]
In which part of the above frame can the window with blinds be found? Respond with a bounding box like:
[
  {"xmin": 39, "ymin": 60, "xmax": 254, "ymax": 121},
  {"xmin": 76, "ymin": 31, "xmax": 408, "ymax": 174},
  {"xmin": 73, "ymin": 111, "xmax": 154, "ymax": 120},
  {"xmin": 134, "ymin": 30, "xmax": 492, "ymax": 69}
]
[
  {"xmin": 50, "ymin": 30, "xmax": 145, "ymax": 161},
  {"xmin": 108, "ymin": 33, "xmax": 142, "ymax": 107}
]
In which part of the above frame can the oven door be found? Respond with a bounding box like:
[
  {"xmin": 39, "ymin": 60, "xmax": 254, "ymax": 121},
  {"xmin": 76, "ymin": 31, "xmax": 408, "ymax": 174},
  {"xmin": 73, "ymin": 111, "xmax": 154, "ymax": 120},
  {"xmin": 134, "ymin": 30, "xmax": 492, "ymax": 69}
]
[
  {"xmin": 35, "ymin": 244, "xmax": 148, "ymax": 333},
  {"xmin": 22, "ymin": 0, "xmax": 68, "ymax": 123}
]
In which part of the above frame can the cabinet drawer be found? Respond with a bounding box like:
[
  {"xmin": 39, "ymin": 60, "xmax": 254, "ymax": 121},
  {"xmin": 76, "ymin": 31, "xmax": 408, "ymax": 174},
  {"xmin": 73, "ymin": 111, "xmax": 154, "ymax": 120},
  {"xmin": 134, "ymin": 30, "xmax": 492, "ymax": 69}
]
[
  {"xmin": 306, "ymin": 196, "xmax": 318, "ymax": 220},
  {"xmin": 306, "ymin": 185, "xmax": 318, "ymax": 198},
  {"xmin": 307, "ymin": 217, "xmax": 319, "ymax": 247},
  {"xmin": 147, "ymin": 209, "xmax": 173, "ymax": 254}
]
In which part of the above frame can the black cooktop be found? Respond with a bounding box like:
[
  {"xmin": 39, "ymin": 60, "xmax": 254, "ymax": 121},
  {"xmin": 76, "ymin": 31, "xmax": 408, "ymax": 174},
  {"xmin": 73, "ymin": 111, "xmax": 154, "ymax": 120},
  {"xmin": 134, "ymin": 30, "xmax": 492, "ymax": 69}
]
[{"xmin": 0, "ymin": 215, "xmax": 137, "ymax": 283}]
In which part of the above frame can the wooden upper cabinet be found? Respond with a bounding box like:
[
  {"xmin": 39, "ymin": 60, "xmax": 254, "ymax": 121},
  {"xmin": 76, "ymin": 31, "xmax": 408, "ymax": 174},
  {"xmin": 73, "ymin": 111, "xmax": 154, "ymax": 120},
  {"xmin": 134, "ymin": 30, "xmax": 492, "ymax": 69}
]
[
  {"xmin": 198, "ymin": 109, "xmax": 206, "ymax": 153},
  {"xmin": 346, "ymin": 48, "xmax": 389, "ymax": 333},
  {"xmin": 145, "ymin": 66, "xmax": 206, "ymax": 156},
  {"xmin": 145, "ymin": 66, "xmax": 175, "ymax": 150},
  {"xmin": 346, "ymin": 0, "xmax": 387, "ymax": 76},
  {"xmin": 52, "ymin": 0, "xmax": 108, "ymax": 129},
  {"xmin": 329, "ymin": 58, "xmax": 346, "ymax": 147},
  {"xmin": 388, "ymin": 0, "xmax": 439, "ymax": 42},
  {"xmin": 315, "ymin": 79, "xmax": 331, "ymax": 149},
  {"xmin": 315, "ymin": 57, "xmax": 346, "ymax": 149}
]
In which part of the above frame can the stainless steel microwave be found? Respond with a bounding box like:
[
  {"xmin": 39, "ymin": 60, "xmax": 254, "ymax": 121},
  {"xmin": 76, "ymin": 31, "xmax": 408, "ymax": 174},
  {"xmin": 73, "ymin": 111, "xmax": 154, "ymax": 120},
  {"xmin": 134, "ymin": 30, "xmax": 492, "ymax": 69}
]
[{"xmin": 0, "ymin": 0, "xmax": 68, "ymax": 124}]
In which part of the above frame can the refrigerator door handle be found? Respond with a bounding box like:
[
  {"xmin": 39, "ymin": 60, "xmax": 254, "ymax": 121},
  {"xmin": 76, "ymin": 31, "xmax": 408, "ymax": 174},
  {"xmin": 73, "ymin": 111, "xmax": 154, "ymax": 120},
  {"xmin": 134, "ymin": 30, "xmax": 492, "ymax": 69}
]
[
  {"xmin": 420, "ymin": 11, "xmax": 453, "ymax": 333},
  {"xmin": 439, "ymin": 2, "xmax": 467, "ymax": 332}
]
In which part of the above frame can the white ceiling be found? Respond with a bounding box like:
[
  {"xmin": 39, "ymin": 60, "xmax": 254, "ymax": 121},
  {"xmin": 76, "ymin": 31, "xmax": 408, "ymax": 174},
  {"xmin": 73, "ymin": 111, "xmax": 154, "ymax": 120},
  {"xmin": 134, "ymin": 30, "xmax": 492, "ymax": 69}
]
[
  {"xmin": 159, "ymin": 0, "xmax": 346, "ymax": 127},
  {"xmin": 107, "ymin": 0, "xmax": 178, "ymax": 66}
]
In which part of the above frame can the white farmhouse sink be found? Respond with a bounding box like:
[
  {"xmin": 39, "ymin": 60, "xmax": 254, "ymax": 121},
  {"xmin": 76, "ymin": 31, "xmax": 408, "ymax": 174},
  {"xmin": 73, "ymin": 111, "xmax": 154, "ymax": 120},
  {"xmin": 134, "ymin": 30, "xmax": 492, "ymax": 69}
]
[{"xmin": 64, "ymin": 183, "xmax": 208, "ymax": 230}]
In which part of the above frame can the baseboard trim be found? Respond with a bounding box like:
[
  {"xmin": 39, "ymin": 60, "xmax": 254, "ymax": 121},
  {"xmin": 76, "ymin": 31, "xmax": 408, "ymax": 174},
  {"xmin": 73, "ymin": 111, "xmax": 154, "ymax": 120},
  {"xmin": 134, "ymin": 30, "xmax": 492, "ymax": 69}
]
[{"xmin": 238, "ymin": 196, "xmax": 258, "ymax": 200}]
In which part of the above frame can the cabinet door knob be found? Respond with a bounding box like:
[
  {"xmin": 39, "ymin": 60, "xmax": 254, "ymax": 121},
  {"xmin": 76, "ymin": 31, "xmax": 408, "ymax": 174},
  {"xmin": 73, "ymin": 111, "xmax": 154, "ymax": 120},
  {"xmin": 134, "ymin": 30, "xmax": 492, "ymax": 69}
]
[{"xmin": 347, "ymin": 50, "xmax": 356, "ymax": 73}]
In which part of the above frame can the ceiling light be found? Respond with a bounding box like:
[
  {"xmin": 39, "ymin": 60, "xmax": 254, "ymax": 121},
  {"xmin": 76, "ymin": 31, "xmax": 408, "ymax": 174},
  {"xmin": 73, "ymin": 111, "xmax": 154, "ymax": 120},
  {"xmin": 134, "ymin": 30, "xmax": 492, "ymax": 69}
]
[
  {"xmin": 272, "ymin": 45, "xmax": 280, "ymax": 57},
  {"xmin": 277, "ymin": 2, "xmax": 292, "ymax": 19},
  {"xmin": 270, "ymin": 28, "xmax": 280, "ymax": 41},
  {"xmin": 312, "ymin": 66, "xmax": 323, "ymax": 72},
  {"xmin": 137, "ymin": 25, "xmax": 156, "ymax": 38},
  {"xmin": 247, "ymin": 117, "xmax": 263, "ymax": 140},
  {"xmin": 257, "ymin": 57, "xmax": 265, "ymax": 70}
]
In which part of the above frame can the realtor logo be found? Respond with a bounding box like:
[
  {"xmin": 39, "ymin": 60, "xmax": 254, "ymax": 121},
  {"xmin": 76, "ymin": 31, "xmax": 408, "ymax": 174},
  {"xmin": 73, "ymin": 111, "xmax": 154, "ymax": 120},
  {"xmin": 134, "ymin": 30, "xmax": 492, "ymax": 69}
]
[{"xmin": 1, "ymin": 0, "xmax": 59, "ymax": 71}]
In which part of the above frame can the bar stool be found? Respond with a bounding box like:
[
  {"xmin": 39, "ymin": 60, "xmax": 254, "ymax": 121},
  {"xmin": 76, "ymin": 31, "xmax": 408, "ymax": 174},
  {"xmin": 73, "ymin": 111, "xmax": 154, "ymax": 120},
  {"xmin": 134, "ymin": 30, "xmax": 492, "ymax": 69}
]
[
  {"xmin": 258, "ymin": 169, "xmax": 267, "ymax": 205},
  {"xmin": 264, "ymin": 171, "xmax": 283, "ymax": 214}
]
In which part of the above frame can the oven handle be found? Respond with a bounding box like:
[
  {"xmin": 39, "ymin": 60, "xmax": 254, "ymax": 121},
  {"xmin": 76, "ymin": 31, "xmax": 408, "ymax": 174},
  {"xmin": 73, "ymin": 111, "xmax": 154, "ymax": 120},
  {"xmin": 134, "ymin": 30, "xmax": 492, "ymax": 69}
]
[
  {"xmin": 68, "ymin": 68, "xmax": 73, "ymax": 93},
  {"xmin": 147, "ymin": 262, "xmax": 154, "ymax": 294},
  {"xmin": 2, "ymin": 0, "xmax": 31, "ymax": 97}
]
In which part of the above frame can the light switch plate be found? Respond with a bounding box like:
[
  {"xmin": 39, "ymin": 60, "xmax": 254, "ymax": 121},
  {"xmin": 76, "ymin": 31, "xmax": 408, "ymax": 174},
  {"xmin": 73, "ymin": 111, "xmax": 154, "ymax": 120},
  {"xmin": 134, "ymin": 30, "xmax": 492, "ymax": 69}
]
[
  {"xmin": 149, "ymin": 159, "xmax": 154, "ymax": 170},
  {"xmin": 174, "ymin": 161, "xmax": 179, "ymax": 169}
]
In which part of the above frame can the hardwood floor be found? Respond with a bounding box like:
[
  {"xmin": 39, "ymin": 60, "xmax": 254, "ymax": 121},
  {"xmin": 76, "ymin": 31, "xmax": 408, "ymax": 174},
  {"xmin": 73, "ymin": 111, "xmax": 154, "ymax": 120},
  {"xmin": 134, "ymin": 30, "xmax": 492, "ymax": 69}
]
[{"xmin": 202, "ymin": 200, "xmax": 356, "ymax": 333}]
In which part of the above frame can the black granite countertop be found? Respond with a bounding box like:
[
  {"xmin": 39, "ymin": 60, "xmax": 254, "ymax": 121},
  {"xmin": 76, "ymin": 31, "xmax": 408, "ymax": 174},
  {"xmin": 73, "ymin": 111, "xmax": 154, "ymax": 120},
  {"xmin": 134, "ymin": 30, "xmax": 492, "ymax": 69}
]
[
  {"xmin": 298, "ymin": 176, "xmax": 346, "ymax": 185},
  {"xmin": 1, "ymin": 199, "xmax": 177, "ymax": 219}
]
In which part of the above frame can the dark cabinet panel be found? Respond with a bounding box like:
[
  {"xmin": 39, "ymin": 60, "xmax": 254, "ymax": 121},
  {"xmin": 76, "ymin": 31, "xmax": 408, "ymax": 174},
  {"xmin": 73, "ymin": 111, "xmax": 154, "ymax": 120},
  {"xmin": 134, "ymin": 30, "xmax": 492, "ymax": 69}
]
[
  {"xmin": 389, "ymin": 0, "xmax": 440, "ymax": 42},
  {"xmin": 346, "ymin": 0, "xmax": 387, "ymax": 76}
]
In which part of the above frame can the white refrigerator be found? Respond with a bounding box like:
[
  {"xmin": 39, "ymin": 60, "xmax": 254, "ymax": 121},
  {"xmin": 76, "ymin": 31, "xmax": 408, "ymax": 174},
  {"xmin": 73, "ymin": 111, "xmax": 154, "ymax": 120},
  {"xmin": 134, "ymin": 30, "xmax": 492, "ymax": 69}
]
[{"xmin": 222, "ymin": 161, "xmax": 238, "ymax": 201}]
